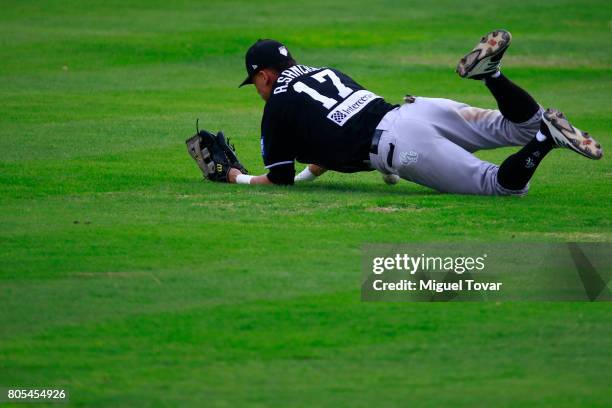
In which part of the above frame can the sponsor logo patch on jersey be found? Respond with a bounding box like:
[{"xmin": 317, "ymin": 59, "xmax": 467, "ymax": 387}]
[{"xmin": 326, "ymin": 90, "xmax": 380, "ymax": 126}]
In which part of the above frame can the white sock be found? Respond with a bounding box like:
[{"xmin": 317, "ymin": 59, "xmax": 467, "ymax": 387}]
[
  {"xmin": 490, "ymin": 70, "xmax": 501, "ymax": 79},
  {"xmin": 535, "ymin": 130, "xmax": 547, "ymax": 142},
  {"xmin": 294, "ymin": 167, "xmax": 317, "ymax": 182}
]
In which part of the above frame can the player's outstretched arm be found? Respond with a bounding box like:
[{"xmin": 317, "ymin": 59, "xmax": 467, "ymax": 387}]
[
  {"xmin": 295, "ymin": 164, "xmax": 327, "ymax": 182},
  {"xmin": 228, "ymin": 168, "xmax": 273, "ymax": 185}
]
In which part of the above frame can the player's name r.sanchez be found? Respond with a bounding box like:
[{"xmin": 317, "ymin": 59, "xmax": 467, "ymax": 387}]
[{"xmin": 372, "ymin": 279, "xmax": 502, "ymax": 292}]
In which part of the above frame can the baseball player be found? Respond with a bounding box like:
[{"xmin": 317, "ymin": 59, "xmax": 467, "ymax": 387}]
[{"xmin": 190, "ymin": 30, "xmax": 603, "ymax": 195}]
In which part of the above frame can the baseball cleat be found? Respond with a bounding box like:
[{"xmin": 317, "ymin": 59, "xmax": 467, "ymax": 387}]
[
  {"xmin": 542, "ymin": 108, "xmax": 603, "ymax": 160},
  {"xmin": 457, "ymin": 29, "xmax": 512, "ymax": 80}
]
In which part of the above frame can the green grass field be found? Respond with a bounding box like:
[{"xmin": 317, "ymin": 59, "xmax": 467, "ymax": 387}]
[{"xmin": 1, "ymin": 0, "xmax": 611, "ymax": 406}]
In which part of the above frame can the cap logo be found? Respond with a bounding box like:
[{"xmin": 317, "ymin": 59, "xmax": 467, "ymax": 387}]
[
  {"xmin": 251, "ymin": 64, "xmax": 258, "ymax": 69},
  {"xmin": 278, "ymin": 46, "xmax": 288, "ymax": 56}
]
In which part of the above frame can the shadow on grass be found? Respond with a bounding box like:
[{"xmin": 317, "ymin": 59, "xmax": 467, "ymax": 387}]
[{"xmin": 286, "ymin": 181, "xmax": 441, "ymax": 197}]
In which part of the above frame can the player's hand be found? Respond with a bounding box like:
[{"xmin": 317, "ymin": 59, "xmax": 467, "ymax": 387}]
[{"xmin": 228, "ymin": 167, "xmax": 242, "ymax": 183}]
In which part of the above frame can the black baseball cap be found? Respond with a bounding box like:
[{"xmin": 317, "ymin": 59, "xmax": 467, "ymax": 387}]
[{"xmin": 239, "ymin": 39, "xmax": 294, "ymax": 87}]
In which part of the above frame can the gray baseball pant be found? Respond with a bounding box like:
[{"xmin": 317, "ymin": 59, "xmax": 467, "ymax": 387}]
[{"xmin": 369, "ymin": 97, "xmax": 544, "ymax": 195}]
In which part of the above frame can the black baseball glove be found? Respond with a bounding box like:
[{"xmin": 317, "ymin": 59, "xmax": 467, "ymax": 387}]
[{"xmin": 186, "ymin": 125, "xmax": 248, "ymax": 183}]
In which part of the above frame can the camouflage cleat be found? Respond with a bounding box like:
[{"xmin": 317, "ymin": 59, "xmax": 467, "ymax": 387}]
[
  {"xmin": 457, "ymin": 29, "xmax": 512, "ymax": 80},
  {"xmin": 542, "ymin": 108, "xmax": 603, "ymax": 160}
]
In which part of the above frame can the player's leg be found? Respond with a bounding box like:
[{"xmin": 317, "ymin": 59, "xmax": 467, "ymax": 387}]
[
  {"xmin": 496, "ymin": 108, "xmax": 604, "ymax": 188},
  {"xmin": 496, "ymin": 131, "xmax": 554, "ymax": 190},
  {"xmin": 457, "ymin": 30, "xmax": 602, "ymax": 157},
  {"xmin": 397, "ymin": 96, "xmax": 541, "ymax": 152},
  {"xmin": 372, "ymin": 120, "xmax": 528, "ymax": 195},
  {"xmin": 483, "ymin": 74, "xmax": 540, "ymax": 124},
  {"xmin": 457, "ymin": 30, "xmax": 540, "ymax": 121},
  {"xmin": 371, "ymin": 107, "xmax": 603, "ymax": 195},
  {"xmin": 456, "ymin": 29, "xmax": 543, "ymax": 147},
  {"xmin": 457, "ymin": 30, "xmax": 540, "ymax": 123},
  {"xmin": 490, "ymin": 107, "xmax": 604, "ymax": 189}
]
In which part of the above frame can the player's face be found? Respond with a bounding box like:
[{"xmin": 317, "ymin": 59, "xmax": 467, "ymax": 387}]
[{"xmin": 253, "ymin": 70, "xmax": 273, "ymax": 101}]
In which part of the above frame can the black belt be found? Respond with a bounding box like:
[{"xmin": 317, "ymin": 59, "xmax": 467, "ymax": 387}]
[
  {"xmin": 370, "ymin": 129, "xmax": 383, "ymax": 154},
  {"xmin": 369, "ymin": 129, "xmax": 394, "ymax": 167}
]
